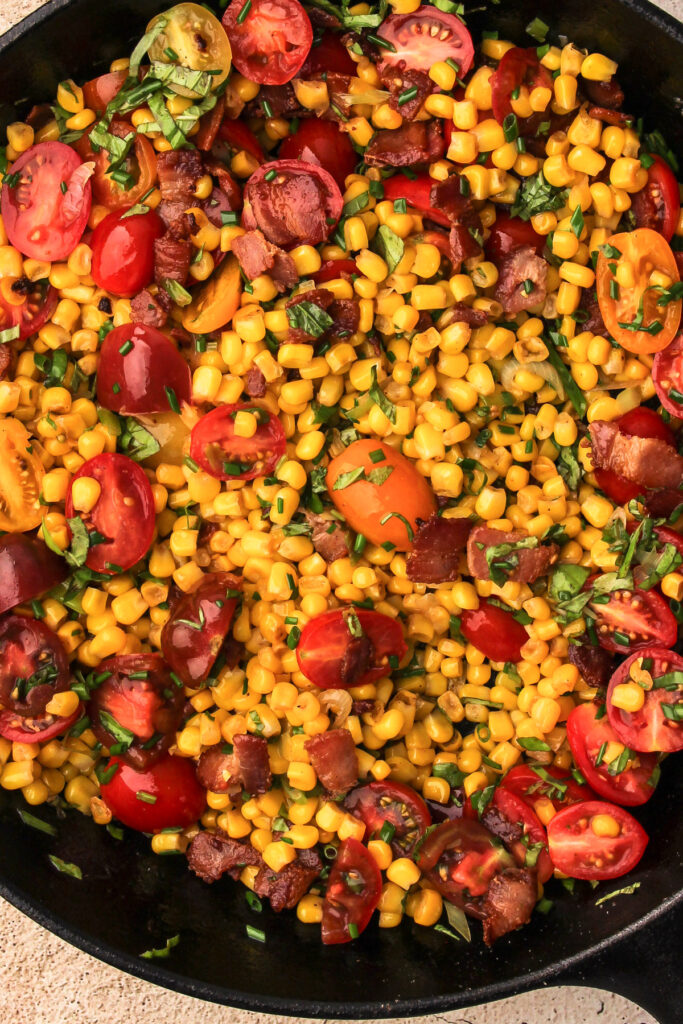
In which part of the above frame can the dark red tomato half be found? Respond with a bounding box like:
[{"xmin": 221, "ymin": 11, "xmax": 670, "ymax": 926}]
[
  {"xmin": 96, "ymin": 323, "xmax": 192, "ymax": 415},
  {"xmin": 653, "ymin": 333, "xmax": 683, "ymax": 418},
  {"xmin": 89, "ymin": 653, "xmax": 185, "ymax": 769},
  {"xmin": 631, "ymin": 155, "xmax": 679, "ymax": 242},
  {"xmin": 490, "ymin": 47, "xmax": 553, "ymax": 125},
  {"xmin": 501, "ymin": 764, "xmax": 595, "ymax": 812},
  {"xmin": 279, "ymin": 119, "xmax": 357, "ymax": 191},
  {"xmin": 461, "ymin": 599, "xmax": 528, "ymax": 663},
  {"xmin": 0, "ymin": 277, "xmax": 57, "ymax": 341},
  {"xmin": 0, "ymin": 614, "xmax": 70, "ymax": 717},
  {"xmin": 65, "ymin": 453, "xmax": 156, "ymax": 574},
  {"xmin": 296, "ymin": 608, "xmax": 407, "ymax": 690},
  {"xmin": 82, "ymin": 70, "xmax": 128, "ymax": 115},
  {"xmin": 217, "ymin": 119, "xmax": 266, "ymax": 163},
  {"xmin": 378, "ymin": 10, "xmax": 474, "ymax": 77},
  {"xmin": 190, "ymin": 403, "xmax": 286, "ymax": 481},
  {"xmin": 489, "ymin": 787, "xmax": 553, "ymax": 883},
  {"xmin": 161, "ymin": 573, "xmax": 241, "ymax": 687},
  {"xmin": 99, "ymin": 754, "xmax": 206, "ymax": 833},
  {"xmin": 91, "ymin": 208, "xmax": 164, "ymax": 298},
  {"xmin": 1, "ymin": 141, "xmax": 92, "ymax": 261},
  {"xmin": 0, "ymin": 534, "xmax": 67, "ymax": 615},
  {"xmin": 547, "ymin": 800, "xmax": 648, "ymax": 880},
  {"xmin": 321, "ymin": 837, "xmax": 382, "ymax": 944},
  {"xmin": 587, "ymin": 575, "xmax": 677, "ymax": 655},
  {"xmin": 222, "ymin": 0, "xmax": 313, "ymax": 86},
  {"xmin": 593, "ymin": 405, "xmax": 677, "ymax": 505},
  {"xmin": 486, "ymin": 213, "xmax": 545, "ymax": 263},
  {"xmin": 313, "ymin": 258, "xmax": 357, "ymax": 284},
  {"xmin": 607, "ymin": 646, "xmax": 683, "ymax": 753},
  {"xmin": 344, "ymin": 780, "xmax": 431, "ymax": 855},
  {"xmin": 382, "ymin": 173, "xmax": 449, "ymax": 228},
  {"xmin": 0, "ymin": 704, "xmax": 81, "ymax": 743},
  {"xmin": 300, "ymin": 30, "xmax": 355, "ymax": 76},
  {"xmin": 415, "ymin": 818, "xmax": 514, "ymax": 903},
  {"xmin": 567, "ymin": 702, "xmax": 659, "ymax": 806}
]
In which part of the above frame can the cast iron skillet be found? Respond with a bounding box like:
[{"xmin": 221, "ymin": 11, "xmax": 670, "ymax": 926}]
[{"xmin": 0, "ymin": 0, "xmax": 682, "ymax": 1020}]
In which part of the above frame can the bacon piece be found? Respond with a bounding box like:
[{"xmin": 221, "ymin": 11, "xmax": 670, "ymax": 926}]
[
  {"xmin": 0, "ymin": 343, "xmax": 10, "ymax": 379},
  {"xmin": 202, "ymin": 156, "xmax": 242, "ymax": 211},
  {"xmin": 429, "ymin": 176, "xmax": 483, "ymax": 268},
  {"xmin": 243, "ymin": 170, "xmax": 332, "ymax": 249},
  {"xmin": 285, "ymin": 287, "xmax": 335, "ymax": 342},
  {"xmin": 231, "ymin": 229, "xmax": 298, "ymax": 292},
  {"xmin": 588, "ymin": 106, "xmax": 632, "ymax": 127},
  {"xmin": 441, "ymin": 303, "xmax": 489, "ymax": 328},
  {"xmin": 589, "ymin": 421, "xmax": 683, "ymax": 491},
  {"xmin": 568, "ymin": 639, "xmax": 615, "ymax": 689},
  {"xmin": 305, "ymin": 729, "xmax": 359, "ymax": 795},
  {"xmin": 187, "ymin": 830, "xmax": 261, "ymax": 883},
  {"xmin": 406, "ymin": 514, "xmax": 472, "ymax": 584},
  {"xmin": 379, "ymin": 63, "xmax": 433, "ymax": 121},
  {"xmin": 578, "ymin": 289, "xmax": 609, "ymax": 337},
  {"xmin": 340, "ymin": 635, "xmax": 373, "ymax": 687},
  {"xmin": 467, "ymin": 525, "xmax": 559, "ymax": 584},
  {"xmin": 494, "ymin": 245, "xmax": 548, "ymax": 314},
  {"xmin": 130, "ymin": 288, "xmax": 170, "ymax": 328},
  {"xmin": 233, "ymin": 733, "xmax": 272, "ymax": 795},
  {"xmin": 156, "ymin": 149, "xmax": 204, "ymax": 231},
  {"xmin": 253, "ymin": 847, "xmax": 322, "ymax": 912},
  {"xmin": 247, "ymin": 83, "xmax": 304, "ymax": 119},
  {"xmin": 364, "ymin": 121, "xmax": 445, "ymax": 167},
  {"xmin": 480, "ymin": 868, "xmax": 537, "ymax": 945},
  {"xmin": 304, "ymin": 510, "xmax": 349, "ymax": 563},
  {"xmin": 154, "ymin": 232, "xmax": 192, "ymax": 288},
  {"xmin": 317, "ymin": 72, "xmax": 353, "ymax": 124},
  {"xmin": 582, "ymin": 76, "xmax": 625, "ymax": 109},
  {"xmin": 197, "ymin": 746, "xmax": 238, "ymax": 793},
  {"xmin": 244, "ymin": 367, "xmax": 267, "ymax": 398},
  {"xmin": 330, "ymin": 298, "xmax": 360, "ymax": 338},
  {"xmin": 195, "ymin": 95, "xmax": 225, "ymax": 151}
]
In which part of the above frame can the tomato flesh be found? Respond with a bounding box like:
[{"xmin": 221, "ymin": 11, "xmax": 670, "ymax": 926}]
[
  {"xmin": 486, "ymin": 213, "xmax": 545, "ymax": 262},
  {"xmin": 100, "ymin": 754, "xmax": 206, "ymax": 833},
  {"xmin": 190, "ymin": 402, "xmax": 285, "ymax": 481},
  {"xmin": 96, "ymin": 322, "xmax": 192, "ymax": 415},
  {"xmin": 461, "ymin": 599, "xmax": 528, "ymax": 663},
  {"xmin": 567, "ymin": 702, "xmax": 659, "ymax": 806},
  {"xmin": 82, "ymin": 70, "xmax": 127, "ymax": 115},
  {"xmin": 297, "ymin": 608, "xmax": 406, "ymax": 690},
  {"xmin": 653, "ymin": 333, "xmax": 683, "ymax": 417},
  {"xmin": 279, "ymin": 119, "xmax": 357, "ymax": 190},
  {"xmin": 490, "ymin": 48, "xmax": 553, "ymax": 125},
  {"xmin": 300, "ymin": 31, "xmax": 355, "ymax": 76},
  {"xmin": 222, "ymin": 0, "xmax": 313, "ymax": 86},
  {"xmin": 91, "ymin": 208, "xmax": 164, "ymax": 298},
  {"xmin": 344, "ymin": 780, "xmax": 431, "ymax": 855},
  {"xmin": 415, "ymin": 817, "xmax": 514, "ymax": 904},
  {"xmin": 0, "ymin": 534, "xmax": 67, "ymax": 615},
  {"xmin": 161, "ymin": 573, "xmax": 242, "ymax": 687},
  {"xmin": 92, "ymin": 122, "xmax": 158, "ymax": 211},
  {"xmin": 631, "ymin": 155, "xmax": 679, "ymax": 242},
  {"xmin": 607, "ymin": 646, "xmax": 683, "ymax": 753},
  {"xmin": 0, "ymin": 418, "xmax": 45, "ymax": 532},
  {"xmin": 313, "ymin": 258, "xmax": 357, "ymax": 284},
  {"xmin": 0, "ymin": 614, "xmax": 70, "ymax": 717},
  {"xmin": 547, "ymin": 800, "xmax": 648, "ymax": 880},
  {"xmin": 594, "ymin": 406, "xmax": 677, "ymax": 505},
  {"xmin": 501, "ymin": 764, "xmax": 595, "ymax": 812},
  {"xmin": 378, "ymin": 10, "xmax": 474, "ymax": 77},
  {"xmin": 488, "ymin": 787, "xmax": 553, "ymax": 883},
  {"xmin": 217, "ymin": 120, "xmax": 266, "ymax": 163},
  {"xmin": 587, "ymin": 575, "xmax": 677, "ymax": 654},
  {"xmin": 382, "ymin": 173, "xmax": 449, "ymax": 228},
  {"xmin": 321, "ymin": 837, "xmax": 382, "ymax": 944},
  {"xmin": 0, "ymin": 705, "xmax": 81, "ymax": 743},
  {"xmin": 0, "ymin": 277, "xmax": 57, "ymax": 341}
]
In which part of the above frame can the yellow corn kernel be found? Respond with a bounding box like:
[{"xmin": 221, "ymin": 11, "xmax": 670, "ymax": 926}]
[
  {"xmin": 297, "ymin": 894, "xmax": 324, "ymax": 924},
  {"xmin": 581, "ymin": 53, "xmax": 618, "ymax": 81},
  {"xmin": 611, "ymin": 682, "xmax": 645, "ymax": 713},
  {"xmin": 386, "ymin": 857, "xmax": 421, "ymax": 890},
  {"xmin": 70, "ymin": 475, "xmax": 101, "ymax": 513}
]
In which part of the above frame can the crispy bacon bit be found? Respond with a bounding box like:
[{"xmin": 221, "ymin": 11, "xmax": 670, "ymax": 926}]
[
  {"xmin": 340, "ymin": 635, "xmax": 373, "ymax": 687},
  {"xmin": 582, "ymin": 76, "xmax": 625, "ymax": 110},
  {"xmin": 154, "ymin": 232, "xmax": 192, "ymax": 288},
  {"xmin": 364, "ymin": 121, "xmax": 445, "ymax": 167},
  {"xmin": 568, "ymin": 638, "xmax": 615, "ymax": 689},
  {"xmin": 379, "ymin": 63, "xmax": 434, "ymax": 121},
  {"xmin": 247, "ymin": 83, "xmax": 304, "ymax": 119},
  {"xmin": 318, "ymin": 72, "xmax": 353, "ymax": 123},
  {"xmin": 286, "ymin": 287, "xmax": 335, "ymax": 342},
  {"xmin": 231, "ymin": 229, "xmax": 298, "ymax": 292},
  {"xmin": 197, "ymin": 746, "xmax": 237, "ymax": 793},
  {"xmin": 494, "ymin": 245, "xmax": 548, "ymax": 314},
  {"xmin": 406, "ymin": 514, "xmax": 472, "ymax": 584},
  {"xmin": 329, "ymin": 298, "xmax": 360, "ymax": 338},
  {"xmin": 429, "ymin": 176, "xmax": 483, "ymax": 269},
  {"xmin": 243, "ymin": 170, "xmax": 332, "ymax": 249},
  {"xmin": 480, "ymin": 868, "xmax": 538, "ymax": 945},
  {"xmin": 467, "ymin": 525, "xmax": 559, "ymax": 584},
  {"xmin": 156, "ymin": 149, "xmax": 204, "ymax": 231},
  {"xmin": 130, "ymin": 288, "xmax": 171, "ymax": 328},
  {"xmin": 233, "ymin": 733, "xmax": 272, "ymax": 795},
  {"xmin": 195, "ymin": 95, "xmax": 225, "ymax": 151},
  {"xmin": 187, "ymin": 830, "xmax": 261, "ymax": 883},
  {"xmin": 253, "ymin": 847, "xmax": 322, "ymax": 912},
  {"xmin": 588, "ymin": 106, "xmax": 632, "ymax": 127},
  {"xmin": 578, "ymin": 289, "xmax": 609, "ymax": 337},
  {"xmin": 202, "ymin": 156, "xmax": 242, "ymax": 211},
  {"xmin": 589, "ymin": 421, "xmax": 683, "ymax": 491},
  {"xmin": 305, "ymin": 729, "xmax": 359, "ymax": 795},
  {"xmin": 244, "ymin": 366, "xmax": 267, "ymax": 398},
  {"xmin": 304, "ymin": 510, "xmax": 349, "ymax": 563},
  {"xmin": 441, "ymin": 302, "xmax": 489, "ymax": 328}
]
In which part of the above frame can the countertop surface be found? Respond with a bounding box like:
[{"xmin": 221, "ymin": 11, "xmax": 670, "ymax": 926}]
[{"xmin": 0, "ymin": 1, "xmax": 680, "ymax": 1022}]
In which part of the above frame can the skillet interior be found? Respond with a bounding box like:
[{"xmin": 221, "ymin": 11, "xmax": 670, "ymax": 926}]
[{"xmin": 0, "ymin": 0, "xmax": 682, "ymax": 1018}]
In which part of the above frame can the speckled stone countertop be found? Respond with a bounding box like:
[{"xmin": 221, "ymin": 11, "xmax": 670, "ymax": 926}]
[{"xmin": 0, "ymin": 1, "xmax": 680, "ymax": 1021}]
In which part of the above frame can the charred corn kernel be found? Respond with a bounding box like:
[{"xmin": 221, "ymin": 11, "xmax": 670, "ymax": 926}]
[
  {"xmin": 611, "ymin": 682, "xmax": 645, "ymax": 713},
  {"xmin": 591, "ymin": 813, "xmax": 621, "ymax": 838},
  {"xmin": 386, "ymin": 857, "xmax": 421, "ymax": 890}
]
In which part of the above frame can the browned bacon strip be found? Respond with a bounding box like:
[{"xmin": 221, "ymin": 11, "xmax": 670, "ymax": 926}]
[
  {"xmin": 406, "ymin": 514, "xmax": 472, "ymax": 583},
  {"xmin": 467, "ymin": 525, "xmax": 559, "ymax": 584},
  {"xmin": 187, "ymin": 831, "xmax": 261, "ymax": 883},
  {"xmin": 589, "ymin": 421, "xmax": 683, "ymax": 491},
  {"xmin": 305, "ymin": 729, "xmax": 358, "ymax": 796}
]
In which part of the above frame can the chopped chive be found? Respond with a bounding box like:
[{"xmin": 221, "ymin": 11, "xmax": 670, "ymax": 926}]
[
  {"xmin": 246, "ymin": 924, "xmax": 266, "ymax": 942},
  {"xmin": 165, "ymin": 385, "xmax": 180, "ymax": 413},
  {"xmin": 398, "ymin": 86, "xmax": 418, "ymax": 106},
  {"xmin": 136, "ymin": 791, "xmax": 157, "ymax": 804},
  {"xmin": 237, "ymin": 0, "xmax": 252, "ymax": 22},
  {"xmin": 118, "ymin": 339, "xmax": 133, "ymax": 355}
]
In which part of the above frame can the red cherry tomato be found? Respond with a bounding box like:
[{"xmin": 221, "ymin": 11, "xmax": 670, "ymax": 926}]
[
  {"xmin": 0, "ymin": 614, "xmax": 70, "ymax": 717},
  {"xmin": 378, "ymin": 9, "xmax": 474, "ymax": 77},
  {"xmin": 586, "ymin": 574, "xmax": 677, "ymax": 654},
  {"xmin": 99, "ymin": 754, "xmax": 206, "ymax": 833},
  {"xmin": 344, "ymin": 780, "xmax": 431, "ymax": 855},
  {"xmin": 0, "ymin": 704, "xmax": 81, "ymax": 743},
  {"xmin": 296, "ymin": 608, "xmax": 407, "ymax": 690},
  {"xmin": 488, "ymin": 787, "xmax": 553, "ymax": 883},
  {"xmin": 460, "ymin": 599, "xmax": 528, "ymax": 663},
  {"xmin": 653, "ymin": 333, "xmax": 683, "ymax": 418},
  {"xmin": 321, "ymin": 837, "xmax": 382, "ymax": 944},
  {"xmin": 90, "ymin": 208, "xmax": 164, "ymax": 298},
  {"xmin": 652, "ymin": 523, "xmax": 683, "ymax": 558},
  {"xmin": 1, "ymin": 141, "xmax": 92, "ymax": 261},
  {"xmin": 566, "ymin": 702, "xmax": 659, "ymax": 806},
  {"xmin": 490, "ymin": 48, "xmax": 553, "ymax": 125},
  {"xmin": 486, "ymin": 213, "xmax": 545, "ymax": 262},
  {"xmin": 279, "ymin": 119, "xmax": 357, "ymax": 190},
  {"xmin": 594, "ymin": 405, "xmax": 676, "ymax": 505},
  {"xmin": 82, "ymin": 70, "xmax": 127, "ymax": 115},
  {"xmin": 501, "ymin": 764, "xmax": 595, "ymax": 812},
  {"xmin": 217, "ymin": 119, "xmax": 266, "ymax": 163},
  {"xmin": 415, "ymin": 818, "xmax": 514, "ymax": 903},
  {"xmin": 96, "ymin": 323, "xmax": 192, "ymax": 415},
  {"xmin": 92, "ymin": 121, "xmax": 158, "ymax": 211},
  {"xmin": 631, "ymin": 155, "xmax": 679, "ymax": 241},
  {"xmin": 382, "ymin": 173, "xmax": 449, "ymax": 228},
  {"xmin": 0, "ymin": 534, "xmax": 67, "ymax": 615},
  {"xmin": 547, "ymin": 800, "xmax": 648, "ymax": 880},
  {"xmin": 0, "ymin": 277, "xmax": 57, "ymax": 341},
  {"xmin": 161, "ymin": 573, "xmax": 242, "ymax": 687},
  {"xmin": 300, "ymin": 30, "xmax": 355, "ymax": 76},
  {"xmin": 222, "ymin": 0, "xmax": 313, "ymax": 86},
  {"xmin": 65, "ymin": 454, "xmax": 155, "ymax": 574},
  {"xmin": 313, "ymin": 258, "xmax": 357, "ymax": 284},
  {"xmin": 607, "ymin": 646, "xmax": 683, "ymax": 753},
  {"xmin": 190, "ymin": 403, "xmax": 286, "ymax": 481}
]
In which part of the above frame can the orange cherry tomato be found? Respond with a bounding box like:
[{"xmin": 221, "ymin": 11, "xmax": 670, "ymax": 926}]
[
  {"xmin": 92, "ymin": 121, "xmax": 158, "ymax": 212},
  {"xmin": 182, "ymin": 254, "xmax": 242, "ymax": 334},
  {"xmin": 326, "ymin": 439, "xmax": 437, "ymax": 551},
  {"xmin": 596, "ymin": 228, "xmax": 681, "ymax": 353},
  {"xmin": 0, "ymin": 418, "xmax": 45, "ymax": 532}
]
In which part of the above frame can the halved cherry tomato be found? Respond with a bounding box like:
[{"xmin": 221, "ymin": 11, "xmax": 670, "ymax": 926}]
[
  {"xmin": 501, "ymin": 764, "xmax": 595, "ymax": 812},
  {"xmin": 547, "ymin": 800, "xmax": 648, "ymax": 880},
  {"xmin": 607, "ymin": 646, "xmax": 683, "ymax": 753},
  {"xmin": 321, "ymin": 837, "xmax": 382, "ymax": 944},
  {"xmin": 190, "ymin": 402, "xmax": 285, "ymax": 481},
  {"xmin": 89, "ymin": 653, "xmax": 185, "ymax": 769},
  {"xmin": 92, "ymin": 122, "xmax": 158, "ymax": 211},
  {"xmin": 96, "ymin": 323, "xmax": 192, "ymax": 415},
  {"xmin": 161, "ymin": 573, "xmax": 242, "ymax": 687},
  {"xmin": 297, "ymin": 608, "xmax": 407, "ymax": 690},
  {"xmin": 91, "ymin": 208, "xmax": 164, "ymax": 298},
  {"xmin": 415, "ymin": 818, "xmax": 514, "ymax": 903},
  {"xmin": 631, "ymin": 155, "xmax": 679, "ymax": 242},
  {"xmin": 593, "ymin": 405, "xmax": 676, "ymax": 505},
  {"xmin": 82, "ymin": 70, "xmax": 128, "ymax": 115},
  {"xmin": 344, "ymin": 780, "xmax": 431, "ymax": 855},
  {"xmin": 486, "ymin": 213, "xmax": 545, "ymax": 262},
  {"xmin": 461, "ymin": 599, "xmax": 528, "ymax": 663},
  {"xmin": 313, "ymin": 258, "xmax": 357, "ymax": 284},
  {"xmin": 326, "ymin": 439, "xmax": 437, "ymax": 551},
  {"xmin": 0, "ymin": 704, "xmax": 81, "ymax": 743},
  {"xmin": 652, "ymin": 523, "xmax": 683, "ymax": 558},
  {"xmin": 182, "ymin": 253, "xmax": 242, "ymax": 334},
  {"xmin": 0, "ymin": 417, "xmax": 45, "ymax": 532},
  {"xmin": 0, "ymin": 277, "xmax": 57, "ymax": 341},
  {"xmin": 566, "ymin": 702, "xmax": 659, "ymax": 806},
  {"xmin": 216, "ymin": 120, "xmax": 265, "ymax": 163},
  {"xmin": 99, "ymin": 754, "xmax": 206, "ymax": 832},
  {"xmin": 147, "ymin": 3, "xmax": 232, "ymax": 95},
  {"xmin": 222, "ymin": 0, "xmax": 312, "ymax": 86},
  {"xmin": 0, "ymin": 534, "xmax": 67, "ymax": 615},
  {"xmin": 378, "ymin": 9, "xmax": 474, "ymax": 77},
  {"xmin": 0, "ymin": 614, "xmax": 70, "ymax": 716},
  {"xmin": 1, "ymin": 141, "xmax": 92, "ymax": 261},
  {"xmin": 586, "ymin": 574, "xmax": 677, "ymax": 654},
  {"xmin": 488, "ymin": 787, "xmax": 553, "ymax": 883},
  {"xmin": 279, "ymin": 119, "xmax": 357, "ymax": 190},
  {"xmin": 382, "ymin": 173, "xmax": 449, "ymax": 228},
  {"xmin": 653, "ymin": 333, "xmax": 683, "ymax": 417},
  {"xmin": 596, "ymin": 228, "xmax": 681, "ymax": 353},
  {"xmin": 65, "ymin": 453, "xmax": 155, "ymax": 574},
  {"xmin": 299, "ymin": 30, "xmax": 355, "ymax": 76},
  {"xmin": 490, "ymin": 48, "xmax": 553, "ymax": 125}
]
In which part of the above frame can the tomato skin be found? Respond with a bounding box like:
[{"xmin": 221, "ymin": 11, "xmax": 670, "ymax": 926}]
[
  {"xmin": 631, "ymin": 155, "xmax": 679, "ymax": 242},
  {"xmin": 490, "ymin": 48, "xmax": 553, "ymax": 125},
  {"xmin": 147, "ymin": 4, "xmax": 233, "ymax": 96},
  {"xmin": 82, "ymin": 70, "xmax": 127, "ymax": 115},
  {"xmin": 326, "ymin": 439, "xmax": 437, "ymax": 551},
  {"xmin": 99, "ymin": 755, "xmax": 206, "ymax": 833},
  {"xmin": 378, "ymin": 10, "xmax": 474, "ymax": 77},
  {"xmin": 65, "ymin": 454, "xmax": 156, "ymax": 574},
  {"xmin": 300, "ymin": 31, "xmax": 355, "ymax": 76},
  {"xmin": 161, "ymin": 572, "xmax": 241, "ymax": 687},
  {"xmin": 296, "ymin": 608, "xmax": 407, "ymax": 690},
  {"xmin": 96, "ymin": 323, "xmax": 192, "ymax": 415},
  {"xmin": 217, "ymin": 120, "xmax": 265, "ymax": 163},
  {"xmin": 321, "ymin": 837, "xmax": 382, "ymax": 944},
  {"xmin": 460, "ymin": 599, "xmax": 528, "ymax": 663},
  {"xmin": 653, "ymin": 333, "xmax": 683, "ymax": 417},
  {"xmin": 0, "ymin": 534, "xmax": 67, "ymax": 615},
  {"xmin": 190, "ymin": 402, "xmax": 286, "ymax": 481},
  {"xmin": 382, "ymin": 173, "xmax": 449, "ymax": 228},
  {"xmin": 587, "ymin": 575, "xmax": 677, "ymax": 655},
  {"xmin": 0, "ymin": 704, "xmax": 81, "ymax": 743},
  {"xmin": 1, "ymin": 141, "xmax": 92, "ymax": 261},
  {"xmin": 0, "ymin": 614, "xmax": 70, "ymax": 716},
  {"xmin": 567, "ymin": 702, "xmax": 659, "ymax": 806},
  {"xmin": 486, "ymin": 213, "xmax": 544, "ymax": 262},
  {"xmin": 547, "ymin": 800, "xmax": 648, "ymax": 880},
  {"xmin": 501, "ymin": 764, "xmax": 596, "ymax": 811},
  {"xmin": 345, "ymin": 780, "xmax": 431, "ymax": 855},
  {"xmin": 0, "ymin": 277, "xmax": 58, "ymax": 341},
  {"xmin": 279, "ymin": 119, "xmax": 357, "ymax": 190},
  {"xmin": 182, "ymin": 254, "xmax": 242, "ymax": 334},
  {"xmin": 594, "ymin": 406, "xmax": 676, "ymax": 505},
  {"xmin": 92, "ymin": 122, "xmax": 158, "ymax": 211},
  {"xmin": 312, "ymin": 258, "xmax": 357, "ymax": 284},
  {"xmin": 415, "ymin": 818, "xmax": 514, "ymax": 903},
  {"xmin": 489, "ymin": 787, "xmax": 553, "ymax": 883},
  {"xmin": 222, "ymin": 0, "xmax": 313, "ymax": 86},
  {"xmin": 607, "ymin": 646, "xmax": 683, "ymax": 753},
  {"xmin": 91, "ymin": 209, "xmax": 164, "ymax": 298}
]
